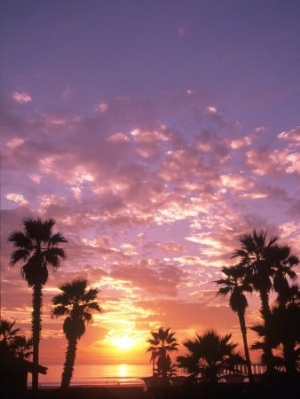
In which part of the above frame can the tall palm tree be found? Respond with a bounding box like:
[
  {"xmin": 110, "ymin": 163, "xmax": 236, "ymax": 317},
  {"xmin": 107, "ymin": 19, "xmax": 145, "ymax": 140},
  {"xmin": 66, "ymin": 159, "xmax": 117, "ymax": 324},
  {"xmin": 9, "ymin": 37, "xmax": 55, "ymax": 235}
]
[
  {"xmin": 232, "ymin": 229, "xmax": 299, "ymax": 373},
  {"xmin": 232, "ymin": 229, "xmax": 279, "ymax": 372},
  {"xmin": 215, "ymin": 265, "xmax": 254, "ymax": 383},
  {"xmin": 147, "ymin": 327, "xmax": 178, "ymax": 383},
  {"xmin": 177, "ymin": 330, "xmax": 244, "ymax": 384},
  {"xmin": 51, "ymin": 279, "xmax": 101, "ymax": 390},
  {"xmin": 8, "ymin": 217, "xmax": 67, "ymax": 395}
]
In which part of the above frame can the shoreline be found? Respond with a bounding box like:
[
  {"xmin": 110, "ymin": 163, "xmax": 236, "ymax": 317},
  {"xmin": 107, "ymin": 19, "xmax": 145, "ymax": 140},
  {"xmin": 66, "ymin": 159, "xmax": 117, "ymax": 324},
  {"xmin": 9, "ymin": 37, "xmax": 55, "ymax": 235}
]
[{"xmin": 27, "ymin": 385, "xmax": 146, "ymax": 399}]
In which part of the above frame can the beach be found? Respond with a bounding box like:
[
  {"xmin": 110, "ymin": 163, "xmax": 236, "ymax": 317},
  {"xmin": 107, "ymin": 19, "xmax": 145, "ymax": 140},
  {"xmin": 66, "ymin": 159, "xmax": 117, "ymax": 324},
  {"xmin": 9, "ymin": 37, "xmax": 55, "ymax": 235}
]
[
  {"xmin": 33, "ymin": 386, "xmax": 145, "ymax": 399},
  {"xmin": 29, "ymin": 381, "xmax": 300, "ymax": 399}
]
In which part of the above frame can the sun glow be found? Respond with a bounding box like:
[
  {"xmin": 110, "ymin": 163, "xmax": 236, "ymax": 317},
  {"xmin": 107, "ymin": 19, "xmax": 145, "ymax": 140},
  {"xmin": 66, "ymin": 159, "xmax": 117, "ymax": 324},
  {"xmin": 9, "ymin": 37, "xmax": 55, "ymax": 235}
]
[{"xmin": 110, "ymin": 334, "xmax": 135, "ymax": 351}]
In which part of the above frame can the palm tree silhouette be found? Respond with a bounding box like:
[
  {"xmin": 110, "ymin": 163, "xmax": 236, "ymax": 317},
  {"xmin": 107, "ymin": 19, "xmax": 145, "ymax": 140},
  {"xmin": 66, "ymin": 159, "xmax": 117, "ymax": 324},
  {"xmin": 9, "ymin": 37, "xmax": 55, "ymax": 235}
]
[
  {"xmin": 10, "ymin": 335, "xmax": 33, "ymax": 360},
  {"xmin": 0, "ymin": 320, "xmax": 20, "ymax": 345},
  {"xmin": 51, "ymin": 279, "xmax": 101, "ymax": 390},
  {"xmin": 215, "ymin": 265, "xmax": 254, "ymax": 383},
  {"xmin": 232, "ymin": 229, "xmax": 299, "ymax": 374},
  {"xmin": 272, "ymin": 245, "xmax": 299, "ymax": 306},
  {"xmin": 8, "ymin": 217, "xmax": 67, "ymax": 396},
  {"xmin": 147, "ymin": 327, "xmax": 178, "ymax": 383},
  {"xmin": 252, "ymin": 285, "xmax": 300, "ymax": 376},
  {"xmin": 177, "ymin": 330, "xmax": 244, "ymax": 384}
]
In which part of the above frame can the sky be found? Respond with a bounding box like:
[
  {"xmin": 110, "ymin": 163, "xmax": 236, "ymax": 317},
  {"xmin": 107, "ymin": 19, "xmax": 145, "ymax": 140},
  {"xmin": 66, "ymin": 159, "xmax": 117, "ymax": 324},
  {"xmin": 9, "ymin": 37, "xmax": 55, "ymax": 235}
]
[{"xmin": 1, "ymin": 0, "xmax": 300, "ymax": 374}]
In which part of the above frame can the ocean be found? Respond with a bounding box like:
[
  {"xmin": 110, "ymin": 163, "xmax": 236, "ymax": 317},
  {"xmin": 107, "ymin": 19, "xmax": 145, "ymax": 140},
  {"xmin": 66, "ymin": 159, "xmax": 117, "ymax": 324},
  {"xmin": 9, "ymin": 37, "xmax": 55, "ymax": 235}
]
[{"xmin": 35, "ymin": 363, "xmax": 153, "ymax": 387}]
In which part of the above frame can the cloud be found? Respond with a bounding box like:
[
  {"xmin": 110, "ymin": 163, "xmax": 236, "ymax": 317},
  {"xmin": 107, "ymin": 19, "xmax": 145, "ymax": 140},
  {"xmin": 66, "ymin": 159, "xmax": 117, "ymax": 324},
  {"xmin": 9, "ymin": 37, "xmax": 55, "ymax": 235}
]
[
  {"xmin": 12, "ymin": 91, "xmax": 32, "ymax": 103},
  {"xmin": 278, "ymin": 126, "xmax": 300, "ymax": 142},
  {"xmin": 6, "ymin": 193, "xmax": 29, "ymax": 206},
  {"xmin": 285, "ymin": 153, "xmax": 300, "ymax": 173},
  {"xmin": 205, "ymin": 106, "xmax": 218, "ymax": 114},
  {"xmin": 230, "ymin": 135, "xmax": 254, "ymax": 149},
  {"xmin": 6, "ymin": 137, "xmax": 25, "ymax": 149},
  {"xmin": 94, "ymin": 102, "xmax": 109, "ymax": 113},
  {"xmin": 245, "ymin": 147, "xmax": 299, "ymax": 176},
  {"xmin": 110, "ymin": 259, "xmax": 183, "ymax": 297}
]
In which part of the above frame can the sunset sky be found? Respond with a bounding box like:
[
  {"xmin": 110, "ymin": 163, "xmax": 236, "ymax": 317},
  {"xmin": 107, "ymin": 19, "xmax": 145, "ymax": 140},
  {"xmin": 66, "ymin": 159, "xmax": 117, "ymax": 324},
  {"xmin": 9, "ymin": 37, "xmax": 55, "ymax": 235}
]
[{"xmin": 1, "ymin": 0, "xmax": 300, "ymax": 374}]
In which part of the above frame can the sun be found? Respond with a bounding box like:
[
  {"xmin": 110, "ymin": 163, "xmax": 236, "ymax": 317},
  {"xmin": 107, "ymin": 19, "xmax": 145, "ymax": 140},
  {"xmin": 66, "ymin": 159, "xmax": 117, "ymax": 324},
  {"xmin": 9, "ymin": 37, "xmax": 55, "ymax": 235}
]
[{"xmin": 111, "ymin": 335, "xmax": 135, "ymax": 351}]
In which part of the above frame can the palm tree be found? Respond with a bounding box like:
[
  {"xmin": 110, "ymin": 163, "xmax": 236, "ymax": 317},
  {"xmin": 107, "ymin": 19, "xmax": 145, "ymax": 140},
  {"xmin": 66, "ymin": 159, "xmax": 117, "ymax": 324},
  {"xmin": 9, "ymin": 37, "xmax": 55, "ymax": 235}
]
[
  {"xmin": 8, "ymin": 217, "xmax": 67, "ymax": 395},
  {"xmin": 232, "ymin": 229, "xmax": 280, "ymax": 372},
  {"xmin": 0, "ymin": 319, "xmax": 20, "ymax": 345},
  {"xmin": 147, "ymin": 327, "xmax": 178, "ymax": 383},
  {"xmin": 0, "ymin": 319, "xmax": 33, "ymax": 359},
  {"xmin": 177, "ymin": 330, "xmax": 244, "ymax": 384},
  {"xmin": 270, "ymin": 303, "xmax": 300, "ymax": 376},
  {"xmin": 51, "ymin": 279, "xmax": 101, "ymax": 390},
  {"xmin": 252, "ymin": 285, "xmax": 300, "ymax": 376},
  {"xmin": 215, "ymin": 265, "xmax": 254, "ymax": 383},
  {"xmin": 10, "ymin": 335, "xmax": 33, "ymax": 360},
  {"xmin": 272, "ymin": 246, "xmax": 299, "ymax": 306},
  {"xmin": 232, "ymin": 229, "xmax": 299, "ymax": 374}
]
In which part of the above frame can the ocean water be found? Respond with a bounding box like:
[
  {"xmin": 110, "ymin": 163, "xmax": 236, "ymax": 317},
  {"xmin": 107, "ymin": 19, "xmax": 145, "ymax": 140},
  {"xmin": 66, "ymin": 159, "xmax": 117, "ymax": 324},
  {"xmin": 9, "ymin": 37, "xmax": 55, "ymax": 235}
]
[{"xmin": 36, "ymin": 363, "xmax": 153, "ymax": 387}]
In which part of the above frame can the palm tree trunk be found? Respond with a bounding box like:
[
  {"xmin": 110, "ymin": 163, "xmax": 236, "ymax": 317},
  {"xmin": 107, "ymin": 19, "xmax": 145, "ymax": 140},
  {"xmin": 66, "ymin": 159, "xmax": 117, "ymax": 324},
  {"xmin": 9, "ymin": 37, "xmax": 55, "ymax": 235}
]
[
  {"xmin": 237, "ymin": 309, "xmax": 254, "ymax": 383},
  {"xmin": 259, "ymin": 290, "xmax": 274, "ymax": 373},
  {"xmin": 283, "ymin": 340, "xmax": 297, "ymax": 377},
  {"xmin": 61, "ymin": 337, "xmax": 77, "ymax": 390},
  {"xmin": 32, "ymin": 283, "xmax": 42, "ymax": 398}
]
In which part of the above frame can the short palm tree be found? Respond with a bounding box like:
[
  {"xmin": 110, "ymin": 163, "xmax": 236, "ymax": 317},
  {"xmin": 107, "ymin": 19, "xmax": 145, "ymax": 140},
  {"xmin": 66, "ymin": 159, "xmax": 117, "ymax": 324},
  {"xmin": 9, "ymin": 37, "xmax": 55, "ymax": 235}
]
[
  {"xmin": 147, "ymin": 327, "xmax": 178, "ymax": 383},
  {"xmin": 272, "ymin": 303, "xmax": 300, "ymax": 376},
  {"xmin": 0, "ymin": 319, "xmax": 33, "ymax": 359},
  {"xmin": 177, "ymin": 330, "xmax": 244, "ymax": 384},
  {"xmin": 51, "ymin": 279, "xmax": 102, "ymax": 390},
  {"xmin": 272, "ymin": 245, "xmax": 299, "ymax": 306},
  {"xmin": 252, "ymin": 285, "xmax": 300, "ymax": 376},
  {"xmin": 215, "ymin": 265, "xmax": 254, "ymax": 383},
  {"xmin": 0, "ymin": 320, "xmax": 20, "ymax": 345},
  {"xmin": 8, "ymin": 217, "xmax": 67, "ymax": 395},
  {"xmin": 10, "ymin": 335, "xmax": 33, "ymax": 360}
]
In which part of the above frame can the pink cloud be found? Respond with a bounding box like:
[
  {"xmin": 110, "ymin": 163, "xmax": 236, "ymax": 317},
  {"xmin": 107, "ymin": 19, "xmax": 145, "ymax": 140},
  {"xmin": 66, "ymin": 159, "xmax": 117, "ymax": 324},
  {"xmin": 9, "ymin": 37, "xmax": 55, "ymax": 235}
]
[
  {"xmin": 111, "ymin": 260, "xmax": 183, "ymax": 297},
  {"xmin": 278, "ymin": 126, "xmax": 300, "ymax": 142},
  {"xmin": 12, "ymin": 91, "xmax": 32, "ymax": 103}
]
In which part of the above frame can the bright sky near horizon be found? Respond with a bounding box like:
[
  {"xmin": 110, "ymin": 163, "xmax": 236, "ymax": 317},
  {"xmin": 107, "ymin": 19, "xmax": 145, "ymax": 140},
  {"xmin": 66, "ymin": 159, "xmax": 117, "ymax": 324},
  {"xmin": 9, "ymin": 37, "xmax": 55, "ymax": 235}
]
[{"xmin": 1, "ymin": 0, "xmax": 300, "ymax": 371}]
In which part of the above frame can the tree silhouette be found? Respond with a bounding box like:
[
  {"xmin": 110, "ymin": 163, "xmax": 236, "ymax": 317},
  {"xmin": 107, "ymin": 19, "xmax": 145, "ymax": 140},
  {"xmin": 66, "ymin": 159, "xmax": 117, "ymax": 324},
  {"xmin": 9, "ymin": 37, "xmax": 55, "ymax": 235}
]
[
  {"xmin": 8, "ymin": 217, "xmax": 67, "ymax": 396},
  {"xmin": 10, "ymin": 335, "xmax": 33, "ymax": 360},
  {"xmin": 147, "ymin": 327, "xmax": 178, "ymax": 383},
  {"xmin": 252, "ymin": 285, "xmax": 300, "ymax": 376},
  {"xmin": 215, "ymin": 265, "xmax": 254, "ymax": 383},
  {"xmin": 51, "ymin": 279, "xmax": 101, "ymax": 390},
  {"xmin": 0, "ymin": 319, "xmax": 33, "ymax": 359},
  {"xmin": 232, "ymin": 229, "xmax": 299, "ymax": 374},
  {"xmin": 272, "ymin": 246, "xmax": 299, "ymax": 306},
  {"xmin": 177, "ymin": 330, "xmax": 244, "ymax": 384},
  {"xmin": 0, "ymin": 319, "xmax": 20, "ymax": 345},
  {"xmin": 232, "ymin": 229, "xmax": 279, "ymax": 372}
]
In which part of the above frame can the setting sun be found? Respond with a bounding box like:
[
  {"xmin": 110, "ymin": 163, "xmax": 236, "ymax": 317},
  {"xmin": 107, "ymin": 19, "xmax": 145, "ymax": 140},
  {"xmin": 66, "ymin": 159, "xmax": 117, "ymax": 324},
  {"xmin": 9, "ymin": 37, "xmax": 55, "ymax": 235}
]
[{"xmin": 111, "ymin": 335, "xmax": 135, "ymax": 351}]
